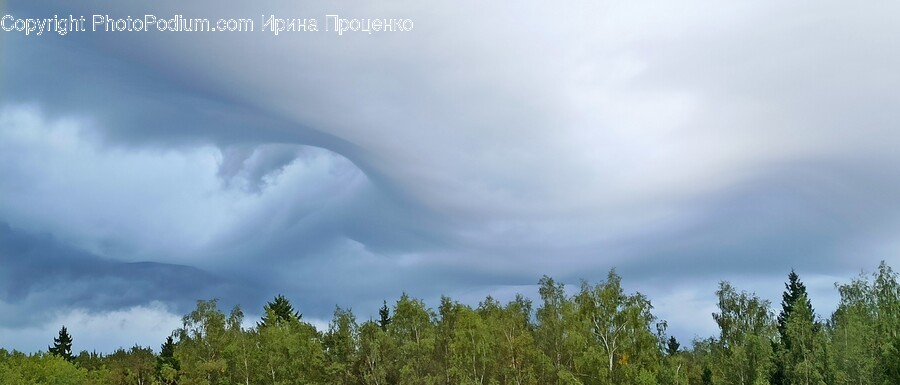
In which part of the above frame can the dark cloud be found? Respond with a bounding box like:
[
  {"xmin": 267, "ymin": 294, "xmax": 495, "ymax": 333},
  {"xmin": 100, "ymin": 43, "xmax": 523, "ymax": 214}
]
[
  {"xmin": 2, "ymin": 0, "xmax": 900, "ymax": 351},
  {"xmin": 0, "ymin": 222, "xmax": 252, "ymax": 326},
  {"xmin": 609, "ymin": 157, "xmax": 900, "ymax": 280}
]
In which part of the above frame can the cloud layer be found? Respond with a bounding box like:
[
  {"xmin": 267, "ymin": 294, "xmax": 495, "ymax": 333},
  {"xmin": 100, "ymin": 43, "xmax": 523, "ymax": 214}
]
[{"xmin": 2, "ymin": 0, "xmax": 900, "ymax": 351}]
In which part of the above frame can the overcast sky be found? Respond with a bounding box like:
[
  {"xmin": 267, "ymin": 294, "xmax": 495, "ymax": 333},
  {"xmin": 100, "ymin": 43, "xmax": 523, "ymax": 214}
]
[{"xmin": 2, "ymin": 0, "xmax": 899, "ymax": 353}]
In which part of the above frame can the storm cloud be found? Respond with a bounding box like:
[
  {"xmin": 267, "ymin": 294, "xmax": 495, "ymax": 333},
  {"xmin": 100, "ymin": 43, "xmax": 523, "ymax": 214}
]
[{"xmin": 2, "ymin": 0, "xmax": 900, "ymax": 351}]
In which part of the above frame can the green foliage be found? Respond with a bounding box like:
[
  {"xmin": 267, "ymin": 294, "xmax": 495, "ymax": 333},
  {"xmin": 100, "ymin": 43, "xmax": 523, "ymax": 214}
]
[
  {"xmin": 573, "ymin": 269, "xmax": 659, "ymax": 385},
  {"xmin": 156, "ymin": 335, "xmax": 179, "ymax": 385},
  {"xmin": 701, "ymin": 365, "xmax": 713, "ymax": 385},
  {"xmin": 829, "ymin": 261, "xmax": 900, "ymax": 385},
  {"xmin": 256, "ymin": 307, "xmax": 326, "ymax": 384},
  {"xmin": 358, "ymin": 320, "xmax": 395, "ymax": 385},
  {"xmin": 105, "ymin": 345, "xmax": 156, "ymax": 385},
  {"xmin": 74, "ymin": 350, "xmax": 103, "ymax": 371},
  {"xmin": 667, "ymin": 336, "xmax": 681, "ymax": 356},
  {"xmin": 536, "ymin": 275, "xmax": 579, "ymax": 384},
  {"xmin": 0, "ymin": 351, "xmax": 89, "ymax": 385},
  {"xmin": 712, "ymin": 281, "xmax": 775, "ymax": 385},
  {"xmin": 175, "ymin": 299, "xmax": 231, "ymax": 385},
  {"xmin": 778, "ymin": 270, "xmax": 812, "ymax": 349},
  {"xmin": 379, "ymin": 300, "xmax": 392, "ymax": 332},
  {"xmin": 4, "ymin": 261, "xmax": 900, "ymax": 385},
  {"xmin": 448, "ymin": 302, "xmax": 493, "ymax": 384},
  {"xmin": 884, "ymin": 333, "xmax": 900, "ymax": 384},
  {"xmin": 48, "ymin": 325, "xmax": 74, "ymax": 362},
  {"xmin": 782, "ymin": 291, "xmax": 828, "ymax": 385},
  {"xmin": 324, "ymin": 306, "xmax": 358, "ymax": 384},
  {"xmin": 259, "ymin": 294, "xmax": 302, "ymax": 328},
  {"xmin": 774, "ymin": 270, "xmax": 826, "ymax": 385},
  {"xmin": 488, "ymin": 295, "xmax": 541, "ymax": 385},
  {"xmin": 390, "ymin": 293, "xmax": 438, "ymax": 384}
]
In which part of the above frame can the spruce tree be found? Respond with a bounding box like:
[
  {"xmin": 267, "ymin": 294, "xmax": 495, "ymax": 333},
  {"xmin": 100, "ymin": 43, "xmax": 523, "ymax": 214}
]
[
  {"xmin": 778, "ymin": 269, "xmax": 813, "ymax": 348},
  {"xmin": 48, "ymin": 325, "xmax": 74, "ymax": 362},
  {"xmin": 159, "ymin": 335, "xmax": 177, "ymax": 363},
  {"xmin": 378, "ymin": 300, "xmax": 392, "ymax": 331},
  {"xmin": 259, "ymin": 294, "xmax": 301, "ymax": 328},
  {"xmin": 774, "ymin": 269, "xmax": 815, "ymax": 385},
  {"xmin": 666, "ymin": 336, "xmax": 681, "ymax": 356},
  {"xmin": 157, "ymin": 334, "xmax": 180, "ymax": 384}
]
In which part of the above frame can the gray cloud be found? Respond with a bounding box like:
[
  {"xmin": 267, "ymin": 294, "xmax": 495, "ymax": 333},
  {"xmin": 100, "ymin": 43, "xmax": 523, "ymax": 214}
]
[
  {"xmin": 608, "ymin": 157, "xmax": 900, "ymax": 280},
  {"xmin": 0, "ymin": 222, "xmax": 250, "ymax": 327},
  {"xmin": 1, "ymin": 0, "xmax": 900, "ymax": 351}
]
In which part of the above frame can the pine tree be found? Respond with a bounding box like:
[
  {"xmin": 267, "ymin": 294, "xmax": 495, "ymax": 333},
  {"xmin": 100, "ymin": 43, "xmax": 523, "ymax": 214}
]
[
  {"xmin": 778, "ymin": 270, "xmax": 813, "ymax": 349},
  {"xmin": 259, "ymin": 294, "xmax": 301, "ymax": 328},
  {"xmin": 667, "ymin": 336, "xmax": 681, "ymax": 356},
  {"xmin": 48, "ymin": 325, "xmax": 74, "ymax": 362},
  {"xmin": 378, "ymin": 300, "xmax": 392, "ymax": 331},
  {"xmin": 157, "ymin": 334, "xmax": 179, "ymax": 385},
  {"xmin": 775, "ymin": 270, "xmax": 817, "ymax": 385},
  {"xmin": 159, "ymin": 335, "xmax": 177, "ymax": 365}
]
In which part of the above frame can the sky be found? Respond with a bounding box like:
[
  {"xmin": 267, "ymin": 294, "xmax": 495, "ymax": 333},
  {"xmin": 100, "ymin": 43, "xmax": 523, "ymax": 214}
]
[{"xmin": 2, "ymin": 0, "xmax": 900, "ymax": 353}]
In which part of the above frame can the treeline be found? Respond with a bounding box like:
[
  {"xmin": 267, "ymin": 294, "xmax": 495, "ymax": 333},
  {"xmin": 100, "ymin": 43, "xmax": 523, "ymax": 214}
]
[{"xmin": 2, "ymin": 262, "xmax": 900, "ymax": 385}]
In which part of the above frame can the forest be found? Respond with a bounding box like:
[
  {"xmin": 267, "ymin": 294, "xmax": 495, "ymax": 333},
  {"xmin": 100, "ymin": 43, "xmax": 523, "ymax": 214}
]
[{"xmin": 1, "ymin": 261, "xmax": 899, "ymax": 385}]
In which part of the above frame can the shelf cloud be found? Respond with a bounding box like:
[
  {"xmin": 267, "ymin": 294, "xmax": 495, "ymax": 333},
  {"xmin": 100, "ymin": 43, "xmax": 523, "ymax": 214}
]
[{"xmin": 2, "ymin": 0, "xmax": 899, "ymax": 351}]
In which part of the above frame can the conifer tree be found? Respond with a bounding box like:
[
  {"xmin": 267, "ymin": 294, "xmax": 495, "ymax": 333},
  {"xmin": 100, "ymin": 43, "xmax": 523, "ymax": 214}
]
[
  {"xmin": 259, "ymin": 294, "xmax": 301, "ymax": 328},
  {"xmin": 378, "ymin": 300, "xmax": 392, "ymax": 331},
  {"xmin": 157, "ymin": 334, "xmax": 179, "ymax": 385},
  {"xmin": 48, "ymin": 325, "xmax": 74, "ymax": 362},
  {"xmin": 778, "ymin": 270, "xmax": 813, "ymax": 349},
  {"xmin": 667, "ymin": 336, "xmax": 681, "ymax": 356},
  {"xmin": 775, "ymin": 269, "xmax": 815, "ymax": 385}
]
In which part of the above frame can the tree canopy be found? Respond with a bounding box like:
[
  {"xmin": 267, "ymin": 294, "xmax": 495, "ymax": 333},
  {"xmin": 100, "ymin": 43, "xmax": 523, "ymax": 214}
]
[{"xmin": 3, "ymin": 261, "xmax": 900, "ymax": 385}]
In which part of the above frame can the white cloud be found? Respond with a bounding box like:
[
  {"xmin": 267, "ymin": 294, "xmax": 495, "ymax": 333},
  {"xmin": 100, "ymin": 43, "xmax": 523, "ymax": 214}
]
[
  {"xmin": 0, "ymin": 105, "xmax": 366, "ymax": 266},
  {"xmin": 0, "ymin": 302, "xmax": 181, "ymax": 354}
]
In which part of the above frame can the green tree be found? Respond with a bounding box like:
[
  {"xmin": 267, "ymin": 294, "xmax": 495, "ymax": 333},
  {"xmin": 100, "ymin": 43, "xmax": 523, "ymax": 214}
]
[
  {"xmin": 711, "ymin": 281, "xmax": 775, "ymax": 385},
  {"xmin": 660, "ymin": 334, "xmax": 687, "ymax": 385},
  {"xmin": 106, "ymin": 345, "xmax": 156, "ymax": 385},
  {"xmin": 224, "ymin": 306, "xmax": 254, "ymax": 385},
  {"xmin": 778, "ymin": 270, "xmax": 812, "ymax": 349},
  {"xmin": 175, "ymin": 299, "xmax": 230, "ymax": 385},
  {"xmin": 827, "ymin": 262, "xmax": 900, "ymax": 385},
  {"xmin": 681, "ymin": 338, "xmax": 715, "ymax": 385},
  {"xmin": 535, "ymin": 276, "xmax": 580, "ymax": 385},
  {"xmin": 256, "ymin": 303, "xmax": 326, "ymax": 385},
  {"xmin": 774, "ymin": 270, "xmax": 814, "ymax": 385},
  {"xmin": 574, "ymin": 269, "xmax": 659, "ymax": 385},
  {"xmin": 259, "ymin": 294, "xmax": 301, "ymax": 328},
  {"xmin": 483, "ymin": 295, "xmax": 542, "ymax": 385},
  {"xmin": 448, "ymin": 302, "xmax": 493, "ymax": 385},
  {"xmin": 48, "ymin": 326, "xmax": 75, "ymax": 363},
  {"xmin": 9, "ymin": 262, "xmax": 900, "ymax": 385},
  {"xmin": 157, "ymin": 335, "xmax": 179, "ymax": 385},
  {"xmin": 324, "ymin": 306, "xmax": 359, "ymax": 385},
  {"xmin": 0, "ymin": 352, "xmax": 89, "ymax": 385},
  {"xmin": 883, "ymin": 333, "xmax": 900, "ymax": 384},
  {"xmin": 378, "ymin": 300, "xmax": 392, "ymax": 332},
  {"xmin": 772, "ymin": 270, "xmax": 827, "ymax": 385},
  {"xmin": 666, "ymin": 337, "xmax": 681, "ymax": 356},
  {"xmin": 873, "ymin": 261, "xmax": 900, "ymax": 384},
  {"xmin": 783, "ymin": 293, "xmax": 826, "ymax": 385},
  {"xmin": 830, "ymin": 272, "xmax": 876, "ymax": 385},
  {"xmin": 73, "ymin": 350, "xmax": 103, "ymax": 372},
  {"xmin": 391, "ymin": 293, "xmax": 438, "ymax": 384},
  {"xmin": 357, "ymin": 320, "xmax": 395, "ymax": 385}
]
